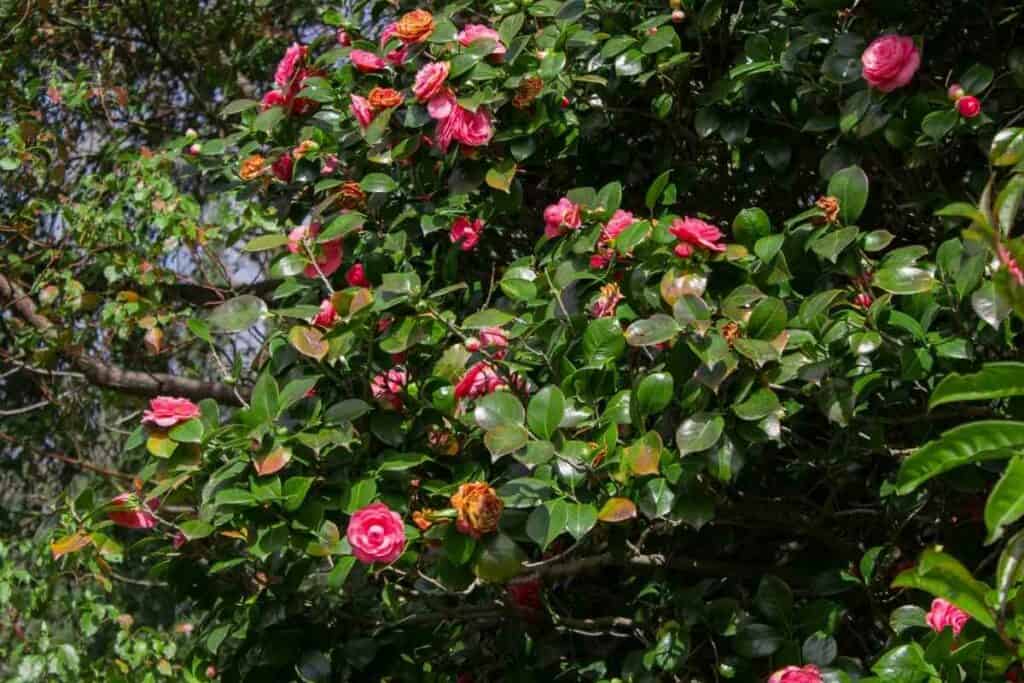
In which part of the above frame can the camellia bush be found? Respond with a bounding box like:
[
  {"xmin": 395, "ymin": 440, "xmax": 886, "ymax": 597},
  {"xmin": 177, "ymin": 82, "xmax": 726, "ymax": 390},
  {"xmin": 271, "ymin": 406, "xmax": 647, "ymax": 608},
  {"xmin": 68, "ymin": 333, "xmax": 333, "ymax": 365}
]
[{"xmin": 8, "ymin": 0, "xmax": 1024, "ymax": 680}]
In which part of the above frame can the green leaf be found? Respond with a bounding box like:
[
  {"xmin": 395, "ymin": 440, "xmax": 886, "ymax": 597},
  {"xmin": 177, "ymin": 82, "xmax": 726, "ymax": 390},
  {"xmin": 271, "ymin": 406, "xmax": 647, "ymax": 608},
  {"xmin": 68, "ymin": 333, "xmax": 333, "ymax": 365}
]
[
  {"xmin": 341, "ymin": 478, "xmax": 377, "ymax": 513},
  {"xmin": 961, "ymin": 63, "xmax": 994, "ymax": 93},
  {"xmin": 253, "ymin": 106, "xmax": 285, "ymax": 132},
  {"xmin": 360, "ymin": 173, "xmax": 398, "ymax": 193},
  {"xmin": 754, "ymin": 575, "xmax": 792, "ymax": 624},
  {"xmin": 992, "ymin": 128, "xmax": 1024, "ymax": 166},
  {"xmin": 527, "ymin": 386, "xmax": 566, "ymax": 440},
  {"xmin": 179, "ymin": 520, "xmax": 215, "ymax": 541},
  {"xmin": 625, "ymin": 314, "xmax": 680, "ymax": 347},
  {"xmin": 636, "ymin": 372, "xmax": 674, "ymax": 415},
  {"xmin": 283, "ymin": 476, "xmax": 315, "ymax": 512},
  {"xmin": 827, "ymin": 165, "xmax": 869, "ymax": 224},
  {"xmin": 243, "ymin": 234, "xmax": 290, "ymax": 252},
  {"xmin": 930, "ymin": 363, "xmax": 1024, "ymax": 409},
  {"xmin": 996, "ymin": 528, "xmax": 1024, "ymax": 611},
  {"xmin": 986, "ymin": 457, "xmax": 1024, "ymax": 543},
  {"xmin": 873, "ymin": 267, "xmax": 936, "ymax": 295},
  {"xmin": 810, "ymin": 226, "xmax": 859, "ymax": 263},
  {"xmin": 891, "ymin": 549, "xmax": 995, "ymax": 629},
  {"xmin": 168, "ymin": 418, "xmax": 204, "ymax": 443},
  {"xmin": 484, "ymin": 424, "xmax": 529, "ymax": 459},
  {"xmin": 583, "ymin": 317, "xmax": 625, "ymax": 364},
  {"xmin": 250, "ymin": 371, "xmax": 279, "ymax": 423},
  {"xmin": 733, "ymin": 388, "xmax": 780, "ymax": 421},
  {"xmin": 564, "ymin": 502, "xmax": 598, "ymax": 540},
  {"xmin": 676, "ymin": 413, "xmax": 724, "ymax": 455},
  {"xmin": 638, "ymin": 478, "xmax": 675, "ymax": 519},
  {"xmin": 208, "ymin": 295, "xmax": 267, "ymax": 332},
  {"xmin": 871, "ymin": 643, "xmax": 936, "ymax": 682},
  {"xmin": 734, "ymin": 623, "xmax": 783, "ymax": 658},
  {"xmin": 922, "ymin": 109, "xmax": 958, "ymax": 140},
  {"xmin": 996, "ymin": 174, "xmax": 1024, "ymax": 234},
  {"xmin": 746, "ymin": 297, "xmax": 787, "ymax": 340},
  {"xmin": 475, "ymin": 392, "xmax": 525, "ymax": 430},
  {"xmin": 473, "ymin": 533, "xmax": 525, "ymax": 582},
  {"xmin": 645, "ymin": 170, "xmax": 672, "ymax": 211},
  {"xmin": 485, "ymin": 159, "xmax": 517, "ymax": 193},
  {"xmin": 895, "ymin": 421, "xmax": 1024, "ymax": 494},
  {"xmin": 463, "ymin": 308, "xmax": 514, "ymax": 328},
  {"xmin": 732, "ymin": 208, "xmax": 771, "ymax": 249}
]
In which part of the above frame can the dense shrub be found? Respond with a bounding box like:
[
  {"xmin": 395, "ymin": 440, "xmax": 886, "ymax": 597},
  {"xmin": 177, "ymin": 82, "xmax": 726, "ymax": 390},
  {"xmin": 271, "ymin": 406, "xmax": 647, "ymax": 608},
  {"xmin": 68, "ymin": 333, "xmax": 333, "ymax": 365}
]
[{"xmin": 6, "ymin": 0, "xmax": 1024, "ymax": 681}]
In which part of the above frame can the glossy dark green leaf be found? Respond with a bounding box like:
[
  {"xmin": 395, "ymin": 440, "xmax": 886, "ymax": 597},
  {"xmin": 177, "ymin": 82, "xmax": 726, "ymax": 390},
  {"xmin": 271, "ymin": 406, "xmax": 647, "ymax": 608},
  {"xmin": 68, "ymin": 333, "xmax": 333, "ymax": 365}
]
[{"xmin": 827, "ymin": 165, "xmax": 869, "ymax": 224}]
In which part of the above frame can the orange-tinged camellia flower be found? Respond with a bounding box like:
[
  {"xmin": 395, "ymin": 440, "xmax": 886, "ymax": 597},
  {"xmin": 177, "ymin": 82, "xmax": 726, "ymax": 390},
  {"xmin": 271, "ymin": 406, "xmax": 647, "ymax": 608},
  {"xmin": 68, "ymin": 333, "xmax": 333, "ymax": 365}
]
[
  {"xmin": 815, "ymin": 195, "xmax": 840, "ymax": 224},
  {"xmin": 239, "ymin": 154, "xmax": 266, "ymax": 180},
  {"xmin": 395, "ymin": 9, "xmax": 435, "ymax": 44},
  {"xmin": 368, "ymin": 87, "xmax": 405, "ymax": 110},
  {"xmin": 450, "ymin": 482, "xmax": 503, "ymax": 538},
  {"xmin": 337, "ymin": 180, "xmax": 367, "ymax": 209}
]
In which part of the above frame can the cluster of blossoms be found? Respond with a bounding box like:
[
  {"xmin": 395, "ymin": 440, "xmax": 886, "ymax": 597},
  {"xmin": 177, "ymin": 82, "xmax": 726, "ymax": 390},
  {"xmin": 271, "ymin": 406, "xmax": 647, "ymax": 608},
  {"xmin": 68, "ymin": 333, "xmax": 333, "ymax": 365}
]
[
  {"xmin": 370, "ymin": 367, "xmax": 409, "ymax": 410},
  {"xmin": 260, "ymin": 43, "xmax": 320, "ymax": 116},
  {"xmin": 589, "ymin": 210, "xmax": 636, "ymax": 269}
]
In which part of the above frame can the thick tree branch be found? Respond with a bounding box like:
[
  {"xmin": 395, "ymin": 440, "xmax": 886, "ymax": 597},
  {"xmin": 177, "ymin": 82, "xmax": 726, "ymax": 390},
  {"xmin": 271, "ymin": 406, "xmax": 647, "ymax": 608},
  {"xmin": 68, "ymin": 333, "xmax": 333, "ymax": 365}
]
[{"xmin": 0, "ymin": 273, "xmax": 248, "ymax": 405}]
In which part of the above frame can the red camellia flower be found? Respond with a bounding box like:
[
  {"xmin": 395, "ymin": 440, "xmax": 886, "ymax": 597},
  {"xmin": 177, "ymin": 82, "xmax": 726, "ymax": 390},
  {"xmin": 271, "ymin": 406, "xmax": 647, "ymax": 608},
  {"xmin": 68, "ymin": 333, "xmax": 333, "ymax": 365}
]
[
  {"xmin": 346, "ymin": 502, "xmax": 406, "ymax": 565},
  {"xmin": 142, "ymin": 396, "xmax": 200, "ymax": 427},
  {"xmin": 350, "ymin": 49, "xmax": 387, "ymax": 73},
  {"xmin": 345, "ymin": 263, "xmax": 370, "ymax": 287},
  {"xmin": 271, "ymin": 154, "xmax": 293, "ymax": 182},
  {"xmin": 507, "ymin": 577, "xmax": 543, "ymax": 612},
  {"xmin": 349, "ymin": 94, "xmax": 375, "ymax": 128},
  {"xmin": 926, "ymin": 598, "xmax": 970, "ymax": 635},
  {"xmin": 108, "ymin": 493, "xmax": 159, "ymax": 529},
  {"xmin": 450, "ymin": 217, "xmax": 484, "ymax": 251},
  {"xmin": 543, "ymin": 197, "xmax": 582, "ymax": 238},
  {"xmin": 454, "ymin": 361, "xmax": 507, "ymax": 400},
  {"xmin": 860, "ymin": 35, "xmax": 921, "ymax": 92},
  {"xmin": 275, "ymin": 43, "xmax": 308, "ymax": 89},
  {"xmin": 371, "ymin": 367, "xmax": 408, "ymax": 410},
  {"xmin": 957, "ymin": 95, "xmax": 982, "ymax": 118},
  {"xmin": 669, "ymin": 217, "xmax": 726, "ymax": 258},
  {"xmin": 311, "ymin": 299, "xmax": 338, "ymax": 327},
  {"xmin": 287, "ymin": 224, "xmax": 343, "ymax": 278},
  {"xmin": 768, "ymin": 664, "xmax": 822, "ymax": 683}
]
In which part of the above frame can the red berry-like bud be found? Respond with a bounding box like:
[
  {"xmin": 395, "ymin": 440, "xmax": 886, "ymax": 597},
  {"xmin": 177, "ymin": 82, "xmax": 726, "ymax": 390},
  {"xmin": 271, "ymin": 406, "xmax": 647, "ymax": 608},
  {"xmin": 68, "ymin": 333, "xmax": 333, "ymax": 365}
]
[
  {"xmin": 337, "ymin": 30, "xmax": 351, "ymax": 46},
  {"xmin": 465, "ymin": 337, "xmax": 482, "ymax": 352},
  {"xmin": 947, "ymin": 83, "xmax": 965, "ymax": 102},
  {"xmin": 853, "ymin": 292, "xmax": 873, "ymax": 309},
  {"xmin": 188, "ymin": 143, "xmax": 201, "ymax": 156},
  {"xmin": 671, "ymin": 9, "xmax": 685, "ymax": 23},
  {"xmin": 957, "ymin": 95, "xmax": 982, "ymax": 119},
  {"xmin": 647, "ymin": 26, "xmax": 659, "ymax": 36},
  {"xmin": 560, "ymin": 96, "xmax": 570, "ymax": 109}
]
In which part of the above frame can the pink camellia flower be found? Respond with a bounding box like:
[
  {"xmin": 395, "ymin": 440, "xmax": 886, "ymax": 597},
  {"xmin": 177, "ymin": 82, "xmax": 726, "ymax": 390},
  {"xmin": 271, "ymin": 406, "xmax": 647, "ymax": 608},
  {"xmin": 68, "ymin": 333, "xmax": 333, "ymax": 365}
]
[
  {"xmin": 287, "ymin": 224, "xmax": 344, "ymax": 278},
  {"xmin": 436, "ymin": 106, "xmax": 494, "ymax": 152},
  {"xmin": 926, "ymin": 598, "xmax": 970, "ymax": 635},
  {"xmin": 172, "ymin": 531, "xmax": 187, "ymax": 549},
  {"xmin": 108, "ymin": 493, "xmax": 158, "ymax": 530},
  {"xmin": 312, "ymin": 299, "xmax": 338, "ymax": 327},
  {"xmin": 346, "ymin": 263, "xmax": 370, "ymax": 287},
  {"xmin": 670, "ymin": 217, "xmax": 726, "ymax": 257},
  {"xmin": 261, "ymin": 90, "xmax": 287, "ymax": 110},
  {"xmin": 861, "ymin": 35, "xmax": 921, "ymax": 93},
  {"xmin": 142, "ymin": 396, "xmax": 200, "ymax": 428},
  {"xmin": 957, "ymin": 95, "xmax": 982, "ymax": 118},
  {"xmin": 350, "ymin": 49, "xmax": 387, "ymax": 73},
  {"xmin": 379, "ymin": 24, "xmax": 409, "ymax": 65},
  {"xmin": 450, "ymin": 217, "xmax": 484, "ymax": 251},
  {"xmin": 466, "ymin": 327, "xmax": 508, "ymax": 359},
  {"xmin": 853, "ymin": 292, "xmax": 874, "ymax": 309},
  {"xmin": 999, "ymin": 244, "xmax": 1024, "ymax": 286},
  {"xmin": 427, "ymin": 89, "xmax": 457, "ymax": 120},
  {"xmin": 603, "ymin": 210, "xmax": 635, "ymax": 242},
  {"xmin": 768, "ymin": 664, "xmax": 822, "ymax": 683},
  {"xmin": 413, "ymin": 61, "xmax": 450, "ymax": 102},
  {"xmin": 543, "ymin": 197, "xmax": 582, "ymax": 238},
  {"xmin": 346, "ymin": 502, "xmax": 406, "ymax": 565},
  {"xmin": 337, "ymin": 30, "xmax": 351, "ymax": 47},
  {"xmin": 275, "ymin": 43, "xmax": 308, "ymax": 88},
  {"xmin": 350, "ymin": 94, "xmax": 375, "ymax": 128},
  {"xmin": 457, "ymin": 24, "xmax": 507, "ymax": 58},
  {"xmin": 454, "ymin": 361, "xmax": 507, "ymax": 400},
  {"xmin": 272, "ymin": 154, "xmax": 293, "ymax": 182},
  {"xmin": 371, "ymin": 367, "xmax": 408, "ymax": 410},
  {"xmin": 320, "ymin": 154, "xmax": 339, "ymax": 176}
]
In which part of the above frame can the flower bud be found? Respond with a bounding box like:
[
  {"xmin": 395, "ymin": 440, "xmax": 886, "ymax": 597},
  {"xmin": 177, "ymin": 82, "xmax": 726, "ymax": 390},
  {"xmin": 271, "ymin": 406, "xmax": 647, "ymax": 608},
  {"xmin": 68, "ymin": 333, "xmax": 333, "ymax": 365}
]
[
  {"xmin": 947, "ymin": 83, "xmax": 965, "ymax": 102},
  {"xmin": 185, "ymin": 128, "xmax": 198, "ymax": 140},
  {"xmin": 560, "ymin": 96, "xmax": 570, "ymax": 108},
  {"xmin": 671, "ymin": 9, "xmax": 685, "ymax": 23},
  {"xmin": 337, "ymin": 30, "xmax": 351, "ymax": 46},
  {"xmin": 956, "ymin": 95, "xmax": 981, "ymax": 119},
  {"xmin": 188, "ymin": 143, "xmax": 201, "ymax": 156}
]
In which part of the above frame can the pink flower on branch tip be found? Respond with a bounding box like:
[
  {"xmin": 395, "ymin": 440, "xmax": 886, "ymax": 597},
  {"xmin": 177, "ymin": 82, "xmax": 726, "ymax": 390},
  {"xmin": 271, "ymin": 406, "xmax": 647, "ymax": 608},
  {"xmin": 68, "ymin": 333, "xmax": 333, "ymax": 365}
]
[
  {"xmin": 860, "ymin": 35, "xmax": 920, "ymax": 93},
  {"xmin": 454, "ymin": 361, "xmax": 506, "ymax": 400},
  {"xmin": 543, "ymin": 197, "xmax": 582, "ymax": 238},
  {"xmin": 346, "ymin": 502, "xmax": 406, "ymax": 565},
  {"xmin": 287, "ymin": 223, "xmax": 343, "ymax": 278},
  {"xmin": 768, "ymin": 664, "xmax": 822, "ymax": 683},
  {"xmin": 450, "ymin": 216, "xmax": 484, "ymax": 251},
  {"xmin": 457, "ymin": 24, "xmax": 507, "ymax": 58},
  {"xmin": 350, "ymin": 49, "xmax": 386, "ymax": 73},
  {"xmin": 345, "ymin": 263, "xmax": 370, "ymax": 287},
  {"xmin": 413, "ymin": 61, "xmax": 450, "ymax": 102},
  {"xmin": 371, "ymin": 368, "xmax": 408, "ymax": 410},
  {"xmin": 311, "ymin": 298, "xmax": 338, "ymax": 327},
  {"xmin": 926, "ymin": 598, "xmax": 970, "ymax": 635},
  {"xmin": 142, "ymin": 396, "xmax": 200, "ymax": 427},
  {"xmin": 108, "ymin": 493, "xmax": 159, "ymax": 529},
  {"xmin": 669, "ymin": 217, "xmax": 726, "ymax": 257},
  {"xmin": 274, "ymin": 43, "xmax": 308, "ymax": 89}
]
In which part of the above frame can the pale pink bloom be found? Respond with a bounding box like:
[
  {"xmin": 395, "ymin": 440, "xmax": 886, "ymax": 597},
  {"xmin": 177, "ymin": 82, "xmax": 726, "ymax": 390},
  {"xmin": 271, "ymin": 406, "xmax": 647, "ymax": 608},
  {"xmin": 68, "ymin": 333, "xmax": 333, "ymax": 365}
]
[
  {"xmin": 312, "ymin": 299, "xmax": 339, "ymax": 327},
  {"xmin": 350, "ymin": 94, "xmax": 375, "ymax": 128},
  {"xmin": 371, "ymin": 368, "xmax": 408, "ymax": 410},
  {"xmin": 108, "ymin": 493, "xmax": 159, "ymax": 530},
  {"xmin": 275, "ymin": 43, "xmax": 308, "ymax": 88},
  {"xmin": 861, "ymin": 35, "xmax": 921, "ymax": 92},
  {"xmin": 926, "ymin": 598, "xmax": 970, "ymax": 635},
  {"xmin": 768, "ymin": 665, "xmax": 822, "ymax": 683},
  {"xmin": 287, "ymin": 224, "xmax": 343, "ymax": 278},
  {"xmin": 457, "ymin": 24, "xmax": 507, "ymax": 57},
  {"xmin": 450, "ymin": 217, "xmax": 484, "ymax": 251},
  {"xmin": 142, "ymin": 396, "xmax": 200, "ymax": 428},
  {"xmin": 543, "ymin": 197, "xmax": 582, "ymax": 238},
  {"xmin": 414, "ymin": 62, "xmax": 450, "ymax": 102},
  {"xmin": 669, "ymin": 217, "xmax": 726, "ymax": 256},
  {"xmin": 428, "ymin": 89, "xmax": 457, "ymax": 120},
  {"xmin": 346, "ymin": 502, "xmax": 406, "ymax": 564},
  {"xmin": 350, "ymin": 50, "xmax": 387, "ymax": 73},
  {"xmin": 454, "ymin": 361, "xmax": 506, "ymax": 400}
]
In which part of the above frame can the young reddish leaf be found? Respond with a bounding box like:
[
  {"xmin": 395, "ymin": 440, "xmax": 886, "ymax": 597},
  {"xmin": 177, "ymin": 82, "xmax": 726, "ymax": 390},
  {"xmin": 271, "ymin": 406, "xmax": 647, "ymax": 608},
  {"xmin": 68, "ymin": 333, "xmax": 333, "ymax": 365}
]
[
  {"xmin": 289, "ymin": 325, "xmax": 328, "ymax": 360},
  {"xmin": 253, "ymin": 446, "xmax": 292, "ymax": 476},
  {"xmin": 598, "ymin": 497, "xmax": 638, "ymax": 523},
  {"xmin": 51, "ymin": 531, "xmax": 92, "ymax": 560}
]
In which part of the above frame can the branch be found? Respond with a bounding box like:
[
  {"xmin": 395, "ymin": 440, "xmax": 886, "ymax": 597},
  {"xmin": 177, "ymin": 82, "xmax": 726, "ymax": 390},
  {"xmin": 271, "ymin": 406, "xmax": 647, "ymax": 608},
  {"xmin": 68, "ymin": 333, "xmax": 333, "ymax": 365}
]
[{"xmin": 0, "ymin": 274, "xmax": 248, "ymax": 405}]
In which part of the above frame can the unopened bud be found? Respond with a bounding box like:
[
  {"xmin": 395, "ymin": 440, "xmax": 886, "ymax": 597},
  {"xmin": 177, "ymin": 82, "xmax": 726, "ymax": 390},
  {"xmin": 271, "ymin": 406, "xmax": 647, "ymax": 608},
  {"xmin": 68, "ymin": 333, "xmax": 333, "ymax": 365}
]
[{"xmin": 671, "ymin": 9, "xmax": 685, "ymax": 23}]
